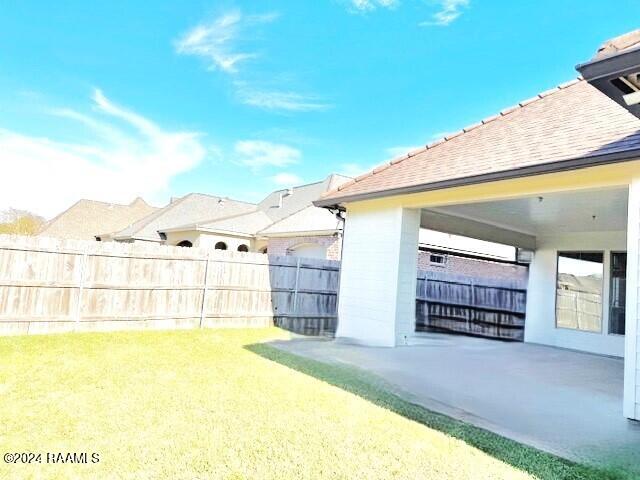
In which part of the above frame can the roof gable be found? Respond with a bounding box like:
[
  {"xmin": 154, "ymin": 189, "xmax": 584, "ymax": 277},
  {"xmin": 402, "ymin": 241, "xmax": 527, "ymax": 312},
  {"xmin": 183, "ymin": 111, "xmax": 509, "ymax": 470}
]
[{"xmin": 112, "ymin": 193, "xmax": 256, "ymax": 241}]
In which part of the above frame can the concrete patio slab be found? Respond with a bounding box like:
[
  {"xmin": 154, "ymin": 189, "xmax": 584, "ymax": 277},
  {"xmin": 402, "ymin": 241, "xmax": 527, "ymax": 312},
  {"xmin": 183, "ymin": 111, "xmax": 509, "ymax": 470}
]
[{"xmin": 270, "ymin": 333, "xmax": 640, "ymax": 473}]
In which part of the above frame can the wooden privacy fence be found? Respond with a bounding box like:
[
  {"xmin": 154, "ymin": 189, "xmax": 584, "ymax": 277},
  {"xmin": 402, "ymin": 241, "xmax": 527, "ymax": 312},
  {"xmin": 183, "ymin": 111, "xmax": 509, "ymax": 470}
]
[
  {"xmin": 415, "ymin": 270, "xmax": 527, "ymax": 341},
  {"xmin": 0, "ymin": 235, "xmax": 339, "ymax": 336}
]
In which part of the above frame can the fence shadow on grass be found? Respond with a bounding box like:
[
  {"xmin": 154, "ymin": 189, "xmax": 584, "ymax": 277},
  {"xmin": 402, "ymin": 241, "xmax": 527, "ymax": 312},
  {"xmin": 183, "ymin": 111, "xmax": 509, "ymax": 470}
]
[{"xmin": 245, "ymin": 342, "xmax": 631, "ymax": 480}]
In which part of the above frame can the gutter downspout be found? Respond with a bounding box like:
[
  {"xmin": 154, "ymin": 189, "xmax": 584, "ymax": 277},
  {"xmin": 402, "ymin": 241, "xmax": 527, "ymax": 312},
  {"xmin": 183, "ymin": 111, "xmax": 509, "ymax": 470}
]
[{"xmin": 328, "ymin": 207, "xmax": 346, "ymax": 338}]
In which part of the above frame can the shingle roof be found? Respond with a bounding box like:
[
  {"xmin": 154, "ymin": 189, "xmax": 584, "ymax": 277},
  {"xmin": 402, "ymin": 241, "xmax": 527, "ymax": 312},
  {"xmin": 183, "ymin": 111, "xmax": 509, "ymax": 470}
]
[
  {"xmin": 258, "ymin": 174, "xmax": 351, "ymax": 222},
  {"xmin": 258, "ymin": 206, "xmax": 341, "ymax": 236},
  {"xmin": 109, "ymin": 193, "xmax": 256, "ymax": 241},
  {"xmin": 318, "ymin": 79, "xmax": 640, "ymax": 206},
  {"xmin": 183, "ymin": 210, "xmax": 272, "ymax": 236},
  {"xmin": 594, "ymin": 29, "xmax": 640, "ymax": 60},
  {"xmin": 163, "ymin": 174, "xmax": 352, "ymax": 237},
  {"xmin": 40, "ymin": 197, "xmax": 157, "ymax": 240}
]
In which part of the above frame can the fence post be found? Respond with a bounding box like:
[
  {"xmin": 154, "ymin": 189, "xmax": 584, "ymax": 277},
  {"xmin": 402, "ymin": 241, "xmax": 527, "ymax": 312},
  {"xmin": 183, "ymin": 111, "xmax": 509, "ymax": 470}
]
[
  {"xmin": 74, "ymin": 247, "xmax": 89, "ymax": 330},
  {"xmin": 199, "ymin": 253, "xmax": 210, "ymax": 328},
  {"xmin": 292, "ymin": 257, "xmax": 301, "ymax": 318},
  {"xmin": 468, "ymin": 280, "xmax": 475, "ymax": 332}
]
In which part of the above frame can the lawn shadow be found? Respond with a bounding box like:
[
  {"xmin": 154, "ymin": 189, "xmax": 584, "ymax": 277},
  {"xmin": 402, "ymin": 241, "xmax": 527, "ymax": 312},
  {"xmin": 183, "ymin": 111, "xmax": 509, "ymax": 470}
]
[{"xmin": 245, "ymin": 342, "xmax": 633, "ymax": 480}]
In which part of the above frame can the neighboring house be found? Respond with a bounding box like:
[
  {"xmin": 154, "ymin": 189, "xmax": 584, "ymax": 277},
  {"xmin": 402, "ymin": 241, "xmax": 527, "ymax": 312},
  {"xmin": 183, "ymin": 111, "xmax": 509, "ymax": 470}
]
[
  {"xmin": 417, "ymin": 229, "xmax": 527, "ymax": 281},
  {"xmin": 315, "ymin": 31, "xmax": 640, "ymax": 421},
  {"xmin": 82, "ymin": 175, "xmax": 526, "ymax": 278},
  {"xmin": 160, "ymin": 174, "xmax": 350, "ymax": 259},
  {"xmin": 39, "ymin": 197, "xmax": 157, "ymax": 241},
  {"xmin": 97, "ymin": 193, "xmax": 256, "ymax": 244}
]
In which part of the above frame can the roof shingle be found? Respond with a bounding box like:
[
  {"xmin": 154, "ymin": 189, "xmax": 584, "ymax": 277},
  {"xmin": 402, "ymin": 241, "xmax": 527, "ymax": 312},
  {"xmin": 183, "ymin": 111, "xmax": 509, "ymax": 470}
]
[{"xmin": 319, "ymin": 79, "xmax": 640, "ymax": 205}]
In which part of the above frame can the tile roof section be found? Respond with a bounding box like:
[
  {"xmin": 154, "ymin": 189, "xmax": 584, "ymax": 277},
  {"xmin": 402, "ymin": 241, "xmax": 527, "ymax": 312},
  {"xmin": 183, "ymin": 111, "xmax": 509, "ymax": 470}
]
[{"xmin": 320, "ymin": 79, "xmax": 640, "ymax": 205}]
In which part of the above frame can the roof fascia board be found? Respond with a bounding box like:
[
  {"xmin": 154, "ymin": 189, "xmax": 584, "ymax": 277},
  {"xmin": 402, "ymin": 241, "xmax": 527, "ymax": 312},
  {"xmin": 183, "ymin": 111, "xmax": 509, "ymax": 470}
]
[
  {"xmin": 577, "ymin": 47, "xmax": 640, "ymax": 81},
  {"xmin": 314, "ymin": 150, "xmax": 640, "ymax": 208},
  {"xmin": 260, "ymin": 230, "xmax": 338, "ymax": 238}
]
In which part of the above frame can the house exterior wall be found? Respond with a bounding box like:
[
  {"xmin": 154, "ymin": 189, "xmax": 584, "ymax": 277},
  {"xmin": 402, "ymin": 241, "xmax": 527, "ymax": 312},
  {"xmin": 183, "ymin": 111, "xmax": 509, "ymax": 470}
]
[
  {"xmin": 417, "ymin": 250, "xmax": 527, "ymax": 281},
  {"xmin": 164, "ymin": 230, "xmax": 254, "ymax": 252},
  {"xmin": 524, "ymin": 231, "xmax": 626, "ymax": 358},
  {"xmin": 625, "ymin": 178, "xmax": 640, "ymax": 420},
  {"xmin": 266, "ymin": 235, "xmax": 341, "ymax": 260},
  {"xmin": 336, "ymin": 204, "xmax": 419, "ymax": 346},
  {"xmin": 333, "ymin": 163, "xmax": 640, "ymax": 420}
]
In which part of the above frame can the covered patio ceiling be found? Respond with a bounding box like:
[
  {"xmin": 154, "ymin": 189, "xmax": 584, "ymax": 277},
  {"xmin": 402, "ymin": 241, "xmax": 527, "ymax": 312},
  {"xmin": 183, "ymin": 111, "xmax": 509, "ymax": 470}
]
[{"xmin": 421, "ymin": 186, "xmax": 629, "ymax": 249}]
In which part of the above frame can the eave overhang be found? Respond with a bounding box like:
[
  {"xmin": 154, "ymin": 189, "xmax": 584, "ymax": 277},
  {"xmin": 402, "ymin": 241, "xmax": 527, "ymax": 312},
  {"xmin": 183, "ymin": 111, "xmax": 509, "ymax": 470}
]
[
  {"xmin": 314, "ymin": 149, "xmax": 640, "ymax": 208},
  {"xmin": 577, "ymin": 46, "xmax": 640, "ymax": 118}
]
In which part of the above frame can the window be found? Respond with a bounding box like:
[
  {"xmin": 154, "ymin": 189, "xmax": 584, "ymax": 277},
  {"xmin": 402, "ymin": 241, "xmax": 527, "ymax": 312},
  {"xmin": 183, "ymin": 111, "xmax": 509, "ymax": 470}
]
[
  {"xmin": 214, "ymin": 241, "xmax": 227, "ymax": 250},
  {"xmin": 260, "ymin": 247, "xmax": 268, "ymax": 254},
  {"xmin": 176, "ymin": 240, "xmax": 193, "ymax": 248},
  {"xmin": 237, "ymin": 244, "xmax": 249, "ymax": 252},
  {"xmin": 609, "ymin": 252, "xmax": 627, "ymax": 335},
  {"xmin": 429, "ymin": 254, "xmax": 446, "ymax": 265},
  {"xmin": 556, "ymin": 252, "xmax": 603, "ymax": 332}
]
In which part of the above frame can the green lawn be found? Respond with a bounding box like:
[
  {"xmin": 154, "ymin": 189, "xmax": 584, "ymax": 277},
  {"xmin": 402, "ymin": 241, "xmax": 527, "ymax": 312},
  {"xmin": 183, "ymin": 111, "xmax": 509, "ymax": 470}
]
[{"xmin": 0, "ymin": 328, "xmax": 632, "ymax": 479}]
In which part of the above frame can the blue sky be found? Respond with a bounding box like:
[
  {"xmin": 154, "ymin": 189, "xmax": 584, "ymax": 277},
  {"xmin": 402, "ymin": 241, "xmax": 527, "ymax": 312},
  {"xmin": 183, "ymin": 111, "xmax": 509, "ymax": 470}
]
[{"xmin": 1, "ymin": 1, "xmax": 640, "ymax": 217}]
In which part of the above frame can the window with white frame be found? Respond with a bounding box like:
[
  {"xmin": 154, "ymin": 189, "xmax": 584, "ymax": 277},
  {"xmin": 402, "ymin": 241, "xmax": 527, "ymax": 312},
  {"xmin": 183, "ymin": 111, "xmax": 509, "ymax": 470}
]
[{"xmin": 555, "ymin": 251, "xmax": 603, "ymax": 332}]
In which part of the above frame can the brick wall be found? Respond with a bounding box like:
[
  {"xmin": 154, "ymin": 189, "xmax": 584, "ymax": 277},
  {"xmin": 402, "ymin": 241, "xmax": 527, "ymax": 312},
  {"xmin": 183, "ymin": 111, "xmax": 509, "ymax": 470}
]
[
  {"xmin": 266, "ymin": 235, "xmax": 342, "ymax": 260},
  {"xmin": 266, "ymin": 237, "xmax": 526, "ymax": 282},
  {"xmin": 418, "ymin": 250, "xmax": 528, "ymax": 282}
]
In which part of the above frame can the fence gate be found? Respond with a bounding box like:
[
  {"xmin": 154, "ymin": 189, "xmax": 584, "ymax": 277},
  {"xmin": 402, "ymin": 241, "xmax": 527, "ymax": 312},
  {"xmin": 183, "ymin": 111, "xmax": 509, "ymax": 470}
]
[{"xmin": 415, "ymin": 270, "xmax": 527, "ymax": 341}]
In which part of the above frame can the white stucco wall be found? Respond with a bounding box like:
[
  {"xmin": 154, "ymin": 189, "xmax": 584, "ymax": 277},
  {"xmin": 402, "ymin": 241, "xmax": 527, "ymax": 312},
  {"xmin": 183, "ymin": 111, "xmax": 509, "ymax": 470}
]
[
  {"xmin": 164, "ymin": 230, "xmax": 253, "ymax": 252},
  {"xmin": 336, "ymin": 204, "xmax": 420, "ymax": 347},
  {"xmin": 625, "ymin": 179, "xmax": 640, "ymax": 420},
  {"xmin": 524, "ymin": 231, "xmax": 626, "ymax": 357}
]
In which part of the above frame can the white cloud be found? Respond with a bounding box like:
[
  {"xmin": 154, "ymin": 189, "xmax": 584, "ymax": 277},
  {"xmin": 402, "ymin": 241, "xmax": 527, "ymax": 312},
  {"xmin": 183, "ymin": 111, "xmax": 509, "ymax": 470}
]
[
  {"xmin": 350, "ymin": 0, "xmax": 399, "ymax": 12},
  {"xmin": 420, "ymin": 0, "xmax": 469, "ymax": 27},
  {"xmin": 271, "ymin": 172, "xmax": 304, "ymax": 186},
  {"xmin": 0, "ymin": 90, "xmax": 206, "ymax": 218},
  {"xmin": 235, "ymin": 83, "xmax": 331, "ymax": 112},
  {"xmin": 175, "ymin": 10, "xmax": 278, "ymax": 73},
  {"xmin": 234, "ymin": 140, "xmax": 301, "ymax": 169}
]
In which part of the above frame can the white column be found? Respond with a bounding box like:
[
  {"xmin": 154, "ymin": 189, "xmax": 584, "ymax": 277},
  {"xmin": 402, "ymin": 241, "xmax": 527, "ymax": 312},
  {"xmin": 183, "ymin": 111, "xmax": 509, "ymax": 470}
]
[
  {"xmin": 624, "ymin": 179, "xmax": 640, "ymax": 420},
  {"xmin": 336, "ymin": 204, "xmax": 420, "ymax": 347}
]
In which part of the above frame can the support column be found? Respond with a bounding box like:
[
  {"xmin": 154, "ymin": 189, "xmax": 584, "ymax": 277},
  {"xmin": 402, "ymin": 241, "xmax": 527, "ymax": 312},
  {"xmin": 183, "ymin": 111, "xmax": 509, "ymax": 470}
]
[
  {"xmin": 625, "ymin": 179, "xmax": 640, "ymax": 420},
  {"xmin": 336, "ymin": 203, "xmax": 420, "ymax": 347}
]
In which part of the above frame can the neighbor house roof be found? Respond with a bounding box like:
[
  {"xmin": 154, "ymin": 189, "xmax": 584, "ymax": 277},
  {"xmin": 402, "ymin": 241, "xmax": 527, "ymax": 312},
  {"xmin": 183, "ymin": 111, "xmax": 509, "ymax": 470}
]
[
  {"xmin": 316, "ymin": 79, "xmax": 640, "ymax": 206},
  {"xmin": 165, "ymin": 210, "xmax": 273, "ymax": 237},
  {"xmin": 40, "ymin": 197, "xmax": 157, "ymax": 240},
  {"xmin": 105, "ymin": 193, "xmax": 256, "ymax": 242},
  {"xmin": 593, "ymin": 29, "xmax": 640, "ymax": 60},
  {"xmin": 258, "ymin": 174, "xmax": 351, "ymax": 222},
  {"xmin": 577, "ymin": 30, "xmax": 640, "ymax": 119},
  {"xmin": 162, "ymin": 174, "xmax": 352, "ymax": 238},
  {"xmin": 258, "ymin": 206, "xmax": 342, "ymax": 236}
]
